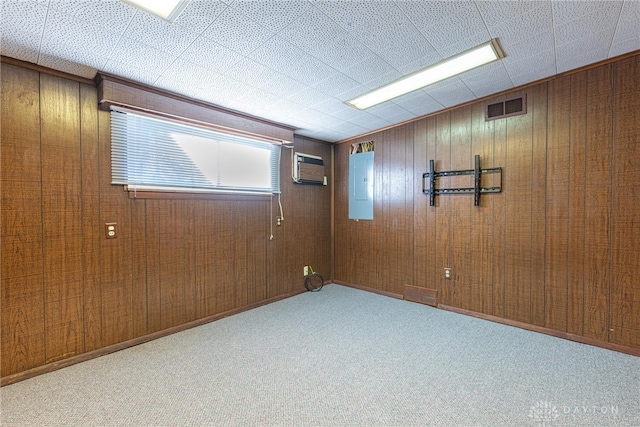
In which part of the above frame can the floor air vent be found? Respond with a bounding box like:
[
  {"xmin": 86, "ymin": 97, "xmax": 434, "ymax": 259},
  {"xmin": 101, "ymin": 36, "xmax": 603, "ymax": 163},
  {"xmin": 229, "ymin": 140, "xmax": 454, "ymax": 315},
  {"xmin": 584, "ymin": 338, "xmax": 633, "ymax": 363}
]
[
  {"xmin": 485, "ymin": 94, "xmax": 526, "ymax": 120},
  {"xmin": 404, "ymin": 285, "xmax": 438, "ymax": 307}
]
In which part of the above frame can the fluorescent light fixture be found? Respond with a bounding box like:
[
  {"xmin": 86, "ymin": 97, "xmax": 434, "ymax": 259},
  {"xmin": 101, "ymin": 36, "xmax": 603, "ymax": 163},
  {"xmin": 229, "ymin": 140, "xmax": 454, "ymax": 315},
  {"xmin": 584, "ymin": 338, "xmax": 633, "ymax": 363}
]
[
  {"xmin": 122, "ymin": 0, "xmax": 190, "ymax": 22},
  {"xmin": 346, "ymin": 39, "xmax": 505, "ymax": 110}
]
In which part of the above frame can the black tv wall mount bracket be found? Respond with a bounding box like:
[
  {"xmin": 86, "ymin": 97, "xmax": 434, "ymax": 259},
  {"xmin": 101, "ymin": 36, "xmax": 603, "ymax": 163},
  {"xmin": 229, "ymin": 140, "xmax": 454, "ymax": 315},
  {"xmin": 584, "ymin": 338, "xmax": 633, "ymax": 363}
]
[{"xmin": 422, "ymin": 155, "xmax": 502, "ymax": 206}]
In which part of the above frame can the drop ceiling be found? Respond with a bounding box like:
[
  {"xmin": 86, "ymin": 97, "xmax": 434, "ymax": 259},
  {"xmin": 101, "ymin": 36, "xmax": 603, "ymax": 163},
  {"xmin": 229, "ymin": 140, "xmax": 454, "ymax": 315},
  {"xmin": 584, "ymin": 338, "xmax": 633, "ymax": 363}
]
[{"xmin": 2, "ymin": 0, "xmax": 638, "ymax": 142}]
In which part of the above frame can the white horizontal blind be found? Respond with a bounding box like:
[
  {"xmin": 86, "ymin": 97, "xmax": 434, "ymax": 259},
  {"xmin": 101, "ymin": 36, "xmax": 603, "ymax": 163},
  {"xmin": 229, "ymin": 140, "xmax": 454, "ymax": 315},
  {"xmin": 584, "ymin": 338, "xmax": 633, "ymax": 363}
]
[{"xmin": 110, "ymin": 107, "xmax": 281, "ymax": 194}]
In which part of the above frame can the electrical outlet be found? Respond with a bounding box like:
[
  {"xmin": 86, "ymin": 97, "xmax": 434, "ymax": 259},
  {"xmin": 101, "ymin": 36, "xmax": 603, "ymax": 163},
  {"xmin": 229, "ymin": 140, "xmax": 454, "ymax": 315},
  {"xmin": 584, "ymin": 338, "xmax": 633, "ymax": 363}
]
[
  {"xmin": 444, "ymin": 268, "xmax": 451, "ymax": 279},
  {"xmin": 304, "ymin": 266, "xmax": 309, "ymax": 276},
  {"xmin": 105, "ymin": 223, "xmax": 117, "ymax": 239}
]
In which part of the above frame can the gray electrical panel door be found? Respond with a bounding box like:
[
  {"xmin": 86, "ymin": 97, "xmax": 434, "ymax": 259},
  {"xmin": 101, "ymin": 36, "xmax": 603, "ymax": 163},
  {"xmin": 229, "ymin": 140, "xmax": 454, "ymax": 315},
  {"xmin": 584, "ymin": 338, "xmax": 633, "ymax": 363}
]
[{"xmin": 349, "ymin": 151, "xmax": 374, "ymax": 220}]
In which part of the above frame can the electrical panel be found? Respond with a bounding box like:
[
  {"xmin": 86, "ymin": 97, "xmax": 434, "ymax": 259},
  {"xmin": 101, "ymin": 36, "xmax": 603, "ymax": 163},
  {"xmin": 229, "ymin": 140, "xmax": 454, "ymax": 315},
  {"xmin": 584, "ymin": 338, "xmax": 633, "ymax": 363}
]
[
  {"xmin": 348, "ymin": 151, "xmax": 374, "ymax": 220},
  {"xmin": 293, "ymin": 152, "xmax": 326, "ymax": 185}
]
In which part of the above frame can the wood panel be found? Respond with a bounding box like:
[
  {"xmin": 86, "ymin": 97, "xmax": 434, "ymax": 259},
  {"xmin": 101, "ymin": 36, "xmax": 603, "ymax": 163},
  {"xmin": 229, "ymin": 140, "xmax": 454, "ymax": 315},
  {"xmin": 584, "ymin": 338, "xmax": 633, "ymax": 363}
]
[
  {"xmin": 583, "ymin": 64, "xmax": 613, "ymax": 341},
  {"xmin": 2, "ymin": 61, "xmax": 333, "ymax": 383},
  {"xmin": 333, "ymin": 52, "xmax": 640, "ymax": 354},
  {"xmin": 529, "ymin": 83, "xmax": 548, "ymax": 327},
  {"xmin": 566, "ymin": 73, "xmax": 587, "ymax": 335},
  {"xmin": 434, "ymin": 113, "xmax": 452, "ymax": 305},
  {"xmin": 449, "ymin": 106, "xmax": 472, "ymax": 309},
  {"xmin": 544, "ymin": 76, "xmax": 571, "ymax": 332},
  {"xmin": 504, "ymin": 92, "xmax": 533, "ymax": 324},
  {"xmin": 610, "ymin": 55, "xmax": 640, "ymax": 347},
  {"xmin": 80, "ymin": 83, "xmax": 102, "ymax": 352},
  {"xmin": 39, "ymin": 73, "xmax": 84, "ymax": 363},
  {"xmin": 469, "ymin": 102, "xmax": 494, "ymax": 314},
  {"xmin": 491, "ymin": 114, "xmax": 507, "ymax": 318}
]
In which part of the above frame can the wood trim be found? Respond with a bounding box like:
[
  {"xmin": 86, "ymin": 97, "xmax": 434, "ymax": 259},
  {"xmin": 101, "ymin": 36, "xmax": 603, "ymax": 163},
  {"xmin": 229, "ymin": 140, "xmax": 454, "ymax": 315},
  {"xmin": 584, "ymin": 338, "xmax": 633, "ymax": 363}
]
[
  {"xmin": 337, "ymin": 49, "xmax": 640, "ymax": 144},
  {"xmin": 0, "ymin": 288, "xmax": 306, "ymax": 387},
  {"xmin": 1, "ymin": 56, "xmax": 95, "ymax": 86},
  {"xmin": 439, "ymin": 304, "xmax": 640, "ymax": 358},
  {"xmin": 333, "ymin": 280, "xmax": 404, "ymax": 300},
  {"xmin": 125, "ymin": 189, "xmax": 273, "ymax": 201},
  {"xmin": 96, "ymin": 72, "xmax": 296, "ymax": 134}
]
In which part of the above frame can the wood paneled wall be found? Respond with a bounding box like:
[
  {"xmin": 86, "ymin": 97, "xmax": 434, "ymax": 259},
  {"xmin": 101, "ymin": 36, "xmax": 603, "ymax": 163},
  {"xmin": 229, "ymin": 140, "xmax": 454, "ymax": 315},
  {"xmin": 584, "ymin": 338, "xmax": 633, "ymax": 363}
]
[
  {"xmin": 335, "ymin": 53, "xmax": 640, "ymax": 351},
  {"xmin": 1, "ymin": 62, "xmax": 332, "ymax": 380}
]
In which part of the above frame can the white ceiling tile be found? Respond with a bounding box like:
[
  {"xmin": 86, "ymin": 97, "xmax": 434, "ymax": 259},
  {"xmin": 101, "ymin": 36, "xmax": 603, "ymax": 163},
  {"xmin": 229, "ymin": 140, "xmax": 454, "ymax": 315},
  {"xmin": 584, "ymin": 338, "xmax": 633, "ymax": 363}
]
[
  {"xmin": 419, "ymin": 9, "xmax": 490, "ymax": 52},
  {"xmin": 0, "ymin": 37, "xmax": 39, "ymax": 63},
  {"xmin": 424, "ymin": 80, "xmax": 476, "ymax": 108},
  {"xmin": 366, "ymin": 102, "xmax": 414, "ymax": 122},
  {"xmin": 620, "ymin": 0, "xmax": 640, "ymax": 20},
  {"xmin": 551, "ymin": 1, "xmax": 618, "ymax": 25},
  {"xmin": 314, "ymin": 1, "xmax": 428, "ymax": 53},
  {"xmin": 248, "ymin": 36, "xmax": 307, "ymax": 74},
  {"xmin": 501, "ymin": 30, "xmax": 555, "ymax": 59},
  {"xmin": 435, "ymin": 32, "xmax": 495, "ymax": 60},
  {"xmin": 326, "ymin": 120, "xmax": 368, "ymax": 135},
  {"xmin": 612, "ymin": 13, "xmax": 640, "ymax": 46},
  {"xmin": 347, "ymin": 115, "xmax": 393, "ymax": 131},
  {"xmin": 393, "ymin": 91, "xmax": 444, "ymax": 116},
  {"xmin": 400, "ymin": 1, "xmax": 479, "ymax": 31},
  {"xmin": 378, "ymin": 39, "xmax": 440, "ymax": 73},
  {"xmin": 38, "ymin": 53, "xmax": 96, "ymax": 79},
  {"xmin": 282, "ymin": 55, "xmax": 337, "ymax": 86},
  {"xmin": 102, "ymin": 59, "xmax": 161, "ymax": 87},
  {"xmin": 48, "ymin": 0, "xmax": 135, "ymax": 33},
  {"xmin": 503, "ymin": 49, "xmax": 556, "ymax": 79},
  {"xmin": 231, "ymin": 0, "xmax": 312, "ymax": 32},
  {"xmin": 40, "ymin": 10, "xmax": 114, "ymax": 69},
  {"xmin": 396, "ymin": 51, "xmax": 444, "ymax": 76},
  {"xmin": 475, "ymin": 0, "xmax": 544, "ymax": 28},
  {"xmin": 610, "ymin": 38, "xmax": 640, "ymax": 58},
  {"xmin": 319, "ymin": 35, "xmax": 373, "ymax": 71},
  {"xmin": 107, "ymin": 37, "xmax": 177, "ymax": 75},
  {"xmin": 487, "ymin": 2, "xmax": 554, "ymax": 46},
  {"xmin": 286, "ymin": 86, "xmax": 332, "ymax": 107},
  {"xmin": 554, "ymin": 4, "xmax": 622, "ymax": 46},
  {"xmin": 459, "ymin": 63, "xmax": 513, "ymax": 96},
  {"xmin": 312, "ymin": 73, "xmax": 359, "ymax": 98},
  {"xmin": 123, "ymin": 11, "xmax": 200, "ymax": 57},
  {"xmin": 278, "ymin": 8, "xmax": 349, "ymax": 56},
  {"xmin": 0, "ymin": 0, "xmax": 635, "ymax": 143},
  {"xmin": 467, "ymin": 79, "xmax": 514, "ymax": 99},
  {"xmin": 557, "ymin": 50, "xmax": 609, "ymax": 74},
  {"xmin": 556, "ymin": 30, "xmax": 613, "ymax": 63},
  {"xmin": 197, "ymin": 75, "xmax": 257, "ymax": 105},
  {"xmin": 313, "ymin": 97, "xmax": 352, "ymax": 116},
  {"xmin": 270, "ymin": 99, "xmax": 307, "ymax": 119},
  {"xmin": 224, "ymin": 59, "xmax": 277, "ymax": 87},
  {"xmin": 180, "ymin": 36, "xmax": 245, "ymax": 73},
  {"xmin": 1, "ymin": 0, "xmax": 47, "ymax": 62},
  {"xmin": 200, "ymin": 7, "xmax": 274, "ymax": 55},
  {"xmin": 155, "ymin": 59, "xmax": 221, "ymax": 98},
  {"xmin": 173, "ymin": 0, "xmax": 229, "ymax": 34},
  {"xmin": 342, "ymin": 56, "xmax": 399, "ymax": 85}
]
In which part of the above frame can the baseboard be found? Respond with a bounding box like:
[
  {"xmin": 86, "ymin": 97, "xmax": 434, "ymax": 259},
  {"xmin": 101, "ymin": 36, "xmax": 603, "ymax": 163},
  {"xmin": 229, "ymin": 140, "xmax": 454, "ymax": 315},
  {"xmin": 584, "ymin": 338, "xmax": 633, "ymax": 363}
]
[
  {"xmin": 439, "ymin": 304, "xmax": 640, "ymax": 358},
  {"xmin": 333, "ymin": 280, "xmax": 404, "ymax": 300},
  {"xmin": 332, "ymin": 281, "xmax": 639, "ymax": 358},
  {"xmin": 1, "ymin": 288, "xmax": 307, "ymax": 387}
]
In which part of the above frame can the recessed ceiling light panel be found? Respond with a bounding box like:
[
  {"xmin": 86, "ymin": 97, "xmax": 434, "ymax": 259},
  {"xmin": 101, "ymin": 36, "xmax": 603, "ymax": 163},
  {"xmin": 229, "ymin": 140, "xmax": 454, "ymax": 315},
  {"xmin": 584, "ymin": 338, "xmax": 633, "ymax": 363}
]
[
  {"xmin": 346, "ymin": 39, "xmax": 506, "ymax": 110},
  {"xmin": 122, "ymin": 0, "xmax": 191, "ymax": 22}
]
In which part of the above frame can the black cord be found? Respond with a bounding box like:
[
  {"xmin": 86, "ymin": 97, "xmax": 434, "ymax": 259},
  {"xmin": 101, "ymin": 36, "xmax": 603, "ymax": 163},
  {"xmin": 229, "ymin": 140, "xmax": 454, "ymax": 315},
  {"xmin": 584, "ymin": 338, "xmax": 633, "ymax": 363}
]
[{"xmin": 304, "ymin": 272, "xmax": 324, "ymax": 292}]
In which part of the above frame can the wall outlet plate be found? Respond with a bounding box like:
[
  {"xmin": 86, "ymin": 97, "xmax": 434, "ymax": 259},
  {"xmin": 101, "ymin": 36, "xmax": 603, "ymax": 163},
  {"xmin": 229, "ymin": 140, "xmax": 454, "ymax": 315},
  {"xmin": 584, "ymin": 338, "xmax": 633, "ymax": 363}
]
[{"xmin": 304, "ymin": 266, "xmax": 309, "ymax": 276}]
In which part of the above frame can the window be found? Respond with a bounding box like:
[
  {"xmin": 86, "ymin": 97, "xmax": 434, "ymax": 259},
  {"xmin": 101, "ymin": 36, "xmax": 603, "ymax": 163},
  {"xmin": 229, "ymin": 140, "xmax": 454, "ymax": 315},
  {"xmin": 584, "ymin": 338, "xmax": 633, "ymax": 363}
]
[{"xmin": 110, "ymin": 107, "xmax": 281, "ymax": 195}]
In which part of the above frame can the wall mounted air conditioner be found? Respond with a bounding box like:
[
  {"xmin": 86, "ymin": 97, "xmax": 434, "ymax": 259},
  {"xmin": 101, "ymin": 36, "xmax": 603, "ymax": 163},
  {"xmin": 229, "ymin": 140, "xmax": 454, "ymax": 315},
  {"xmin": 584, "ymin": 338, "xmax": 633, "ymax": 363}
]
[{"xmin": 293, "ymin": 152, "xmax": 326, "ymax": 185}]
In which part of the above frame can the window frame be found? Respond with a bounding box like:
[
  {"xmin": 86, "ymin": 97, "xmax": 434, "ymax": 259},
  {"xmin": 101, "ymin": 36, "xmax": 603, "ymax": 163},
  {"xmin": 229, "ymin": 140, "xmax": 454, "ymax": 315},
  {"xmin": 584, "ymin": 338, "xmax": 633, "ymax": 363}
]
[{"xmin": 110, "ymin": 106, "xmax": 287, "ymax": 199}]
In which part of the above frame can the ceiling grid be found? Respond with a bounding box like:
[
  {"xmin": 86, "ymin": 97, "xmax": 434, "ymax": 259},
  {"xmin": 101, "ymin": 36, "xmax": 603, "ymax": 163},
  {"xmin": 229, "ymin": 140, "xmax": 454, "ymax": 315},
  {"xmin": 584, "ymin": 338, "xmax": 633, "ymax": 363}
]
[{"xmin": 1, "ymin": 0, "xmax": 638, "ymax": 142}]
